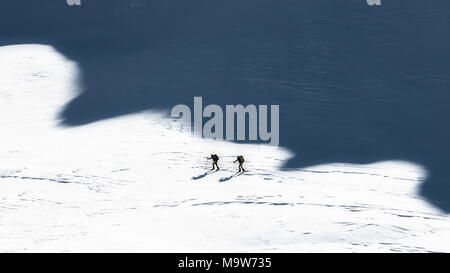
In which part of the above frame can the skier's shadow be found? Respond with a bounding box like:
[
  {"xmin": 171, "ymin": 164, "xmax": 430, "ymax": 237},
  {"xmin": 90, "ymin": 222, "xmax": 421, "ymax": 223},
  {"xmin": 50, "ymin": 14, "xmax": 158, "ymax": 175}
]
[
  {"xmin": 219, "ymin": 172, "xmax": 243, "ymax": 183},
  {"xmin": 192, "ymin": 170, "xmax": 216, "ymax": 180}
]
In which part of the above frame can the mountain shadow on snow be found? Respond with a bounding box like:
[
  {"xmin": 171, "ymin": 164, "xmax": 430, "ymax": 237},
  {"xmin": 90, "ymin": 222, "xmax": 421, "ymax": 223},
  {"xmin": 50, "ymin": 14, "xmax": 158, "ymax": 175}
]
[{"xmin": 1, "ymin": 0, "xmax": 450, "ymax": 212}]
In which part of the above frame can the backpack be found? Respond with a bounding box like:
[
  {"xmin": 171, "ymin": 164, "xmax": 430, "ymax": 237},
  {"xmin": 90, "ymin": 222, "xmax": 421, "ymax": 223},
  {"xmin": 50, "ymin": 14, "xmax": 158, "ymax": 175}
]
[
  {"xmin": 212, "ymin": 154, "xmax": 219, "ymax": 161},
  {"xmin": 238, "ymin": 155, "xmax": 244, "ymax": 162}
]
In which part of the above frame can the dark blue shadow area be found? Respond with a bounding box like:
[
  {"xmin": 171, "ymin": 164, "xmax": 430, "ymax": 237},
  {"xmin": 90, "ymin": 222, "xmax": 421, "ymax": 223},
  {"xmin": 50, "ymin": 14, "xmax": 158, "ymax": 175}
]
[{"xmin": 1, "ymin": 0, "xmax": 450, "ymax": 212}]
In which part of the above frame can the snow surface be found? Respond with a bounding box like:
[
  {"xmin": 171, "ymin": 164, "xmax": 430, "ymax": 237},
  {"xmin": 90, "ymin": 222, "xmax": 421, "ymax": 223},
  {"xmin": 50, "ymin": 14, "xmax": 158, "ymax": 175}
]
[{"xmin": 0, "ymin": 44, "xmax": 449, "ymax": 252}]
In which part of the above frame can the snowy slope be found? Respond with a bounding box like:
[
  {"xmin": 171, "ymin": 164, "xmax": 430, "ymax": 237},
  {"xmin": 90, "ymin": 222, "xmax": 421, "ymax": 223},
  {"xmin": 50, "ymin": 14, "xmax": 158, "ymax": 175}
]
[{"xmin": 0, "ymin": 44, "xmax": 449, "ymax": 252}]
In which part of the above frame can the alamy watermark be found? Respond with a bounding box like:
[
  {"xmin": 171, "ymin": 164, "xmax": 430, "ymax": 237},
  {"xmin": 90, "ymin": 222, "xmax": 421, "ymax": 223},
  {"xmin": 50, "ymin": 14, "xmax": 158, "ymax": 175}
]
[
  {"xmin": 66, "ymin": 1, "xmax": 380, "ymax": 7},
  {"xmin": 66, "ymin": 0, "xmax": 81, "ymax": 6},
  {"xmin": 66, "ymin": 1, "xmax": 379, "ymax": 7},
  {"xmin": 171, "ymin": 97, "xmax": 279, "ymax": 146},
  {"xmin": 367, "ymin": 0, "xmax": 381, "ymax": 6}
]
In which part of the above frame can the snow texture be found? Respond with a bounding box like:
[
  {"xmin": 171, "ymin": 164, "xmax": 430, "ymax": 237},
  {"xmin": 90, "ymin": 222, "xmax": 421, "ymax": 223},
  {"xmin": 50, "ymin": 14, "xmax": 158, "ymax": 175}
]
[{"xmin": 1, "ymin": 45, "xmax": 449, "ymax": 252}]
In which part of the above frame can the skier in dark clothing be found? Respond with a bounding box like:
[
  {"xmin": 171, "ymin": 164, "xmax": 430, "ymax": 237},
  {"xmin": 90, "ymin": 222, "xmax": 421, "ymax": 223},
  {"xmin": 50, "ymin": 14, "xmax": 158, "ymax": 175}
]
[
  {"xmin": 234, "ymin": 155, "xmax": 245, "ymax": 172},
  {"xmin": 207, "ymin": 154, "xmax": 220, "ymax": 171}
]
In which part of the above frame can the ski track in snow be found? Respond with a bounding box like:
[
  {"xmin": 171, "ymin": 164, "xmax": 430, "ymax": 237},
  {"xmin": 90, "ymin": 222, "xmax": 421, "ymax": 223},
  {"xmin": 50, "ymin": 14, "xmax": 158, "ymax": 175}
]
[{"xmin": 0, "ymin": 44, "xmax": 449, "ymax": 252}]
